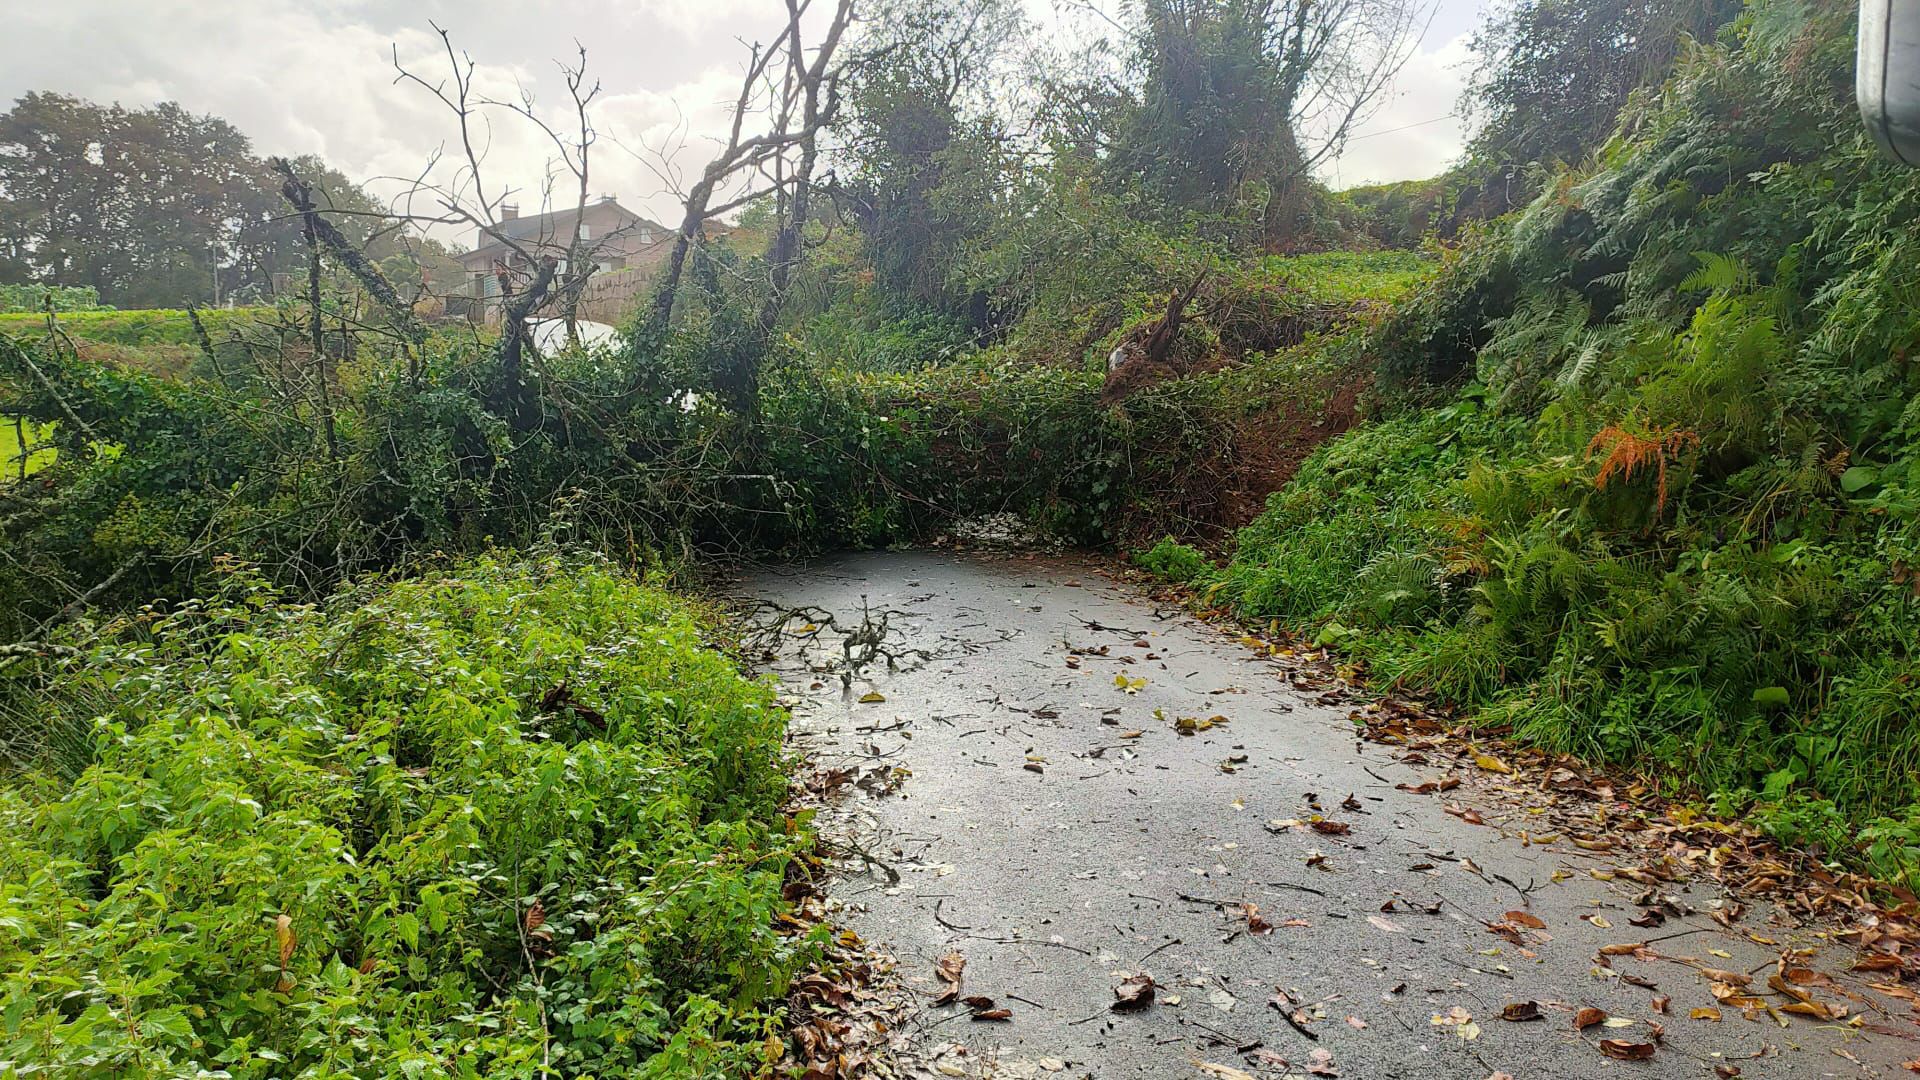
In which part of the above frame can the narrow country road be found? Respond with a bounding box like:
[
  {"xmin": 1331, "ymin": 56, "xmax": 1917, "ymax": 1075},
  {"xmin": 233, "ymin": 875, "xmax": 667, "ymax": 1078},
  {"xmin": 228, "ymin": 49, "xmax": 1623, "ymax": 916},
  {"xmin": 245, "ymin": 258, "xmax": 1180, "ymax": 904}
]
[{"xmin": 742, "ymin": 552, "xmax": 1913, "ymax": 1080}]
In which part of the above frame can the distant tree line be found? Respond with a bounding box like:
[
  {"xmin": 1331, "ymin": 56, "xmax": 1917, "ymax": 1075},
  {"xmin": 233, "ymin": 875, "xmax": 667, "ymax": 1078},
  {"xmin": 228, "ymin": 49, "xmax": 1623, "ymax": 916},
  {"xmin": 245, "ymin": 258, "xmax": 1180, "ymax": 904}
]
[{"xmin": 0, "ymin": 93, "xmax": 456, "ymax": 309}]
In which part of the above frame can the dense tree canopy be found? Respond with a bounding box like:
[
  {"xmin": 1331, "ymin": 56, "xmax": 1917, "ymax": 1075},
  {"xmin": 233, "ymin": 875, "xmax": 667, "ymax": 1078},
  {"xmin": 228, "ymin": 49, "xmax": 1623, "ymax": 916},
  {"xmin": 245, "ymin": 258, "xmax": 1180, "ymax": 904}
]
[
  {"xmin": 834, "ymin": 0, "xmax": 1023, "ymax": 317},
  {"xmin": 0, "ymin": 93, "xmax": 452, "ymax": 308},
  {"xmin": 1065, "ymin": 0, "xmax": 1424, "ymax": 245},
  {"xmin": 1461, "ymin": 0, "xmax": 1742, "ymax": 179}
]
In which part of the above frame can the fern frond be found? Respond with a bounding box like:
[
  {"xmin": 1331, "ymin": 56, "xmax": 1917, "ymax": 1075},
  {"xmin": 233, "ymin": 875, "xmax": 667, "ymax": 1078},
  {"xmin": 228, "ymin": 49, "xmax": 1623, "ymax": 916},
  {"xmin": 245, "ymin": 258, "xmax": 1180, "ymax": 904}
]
[
  {"xmin": 1678, "ymin": 251, "xmax": 1752, "ymax": 295},
  {"xmin": 1587, "ymin": 422, "xmax": 1702, "ymax": 519}
]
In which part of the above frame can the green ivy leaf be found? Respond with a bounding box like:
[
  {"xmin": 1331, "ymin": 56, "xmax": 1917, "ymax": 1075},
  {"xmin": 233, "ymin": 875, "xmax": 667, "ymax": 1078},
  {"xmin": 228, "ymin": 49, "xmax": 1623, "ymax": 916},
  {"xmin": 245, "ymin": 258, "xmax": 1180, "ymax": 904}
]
[{"xmin": 1840, "ymin": 465, "xmax": 1879, "ymax": 493}]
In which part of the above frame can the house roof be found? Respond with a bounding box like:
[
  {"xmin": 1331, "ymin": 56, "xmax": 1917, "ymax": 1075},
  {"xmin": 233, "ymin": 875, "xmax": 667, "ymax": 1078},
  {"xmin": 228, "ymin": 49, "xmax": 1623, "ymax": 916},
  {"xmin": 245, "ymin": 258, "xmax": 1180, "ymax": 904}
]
[{"xmin": 460, "ymin": 198, "xmax": 666, "ymax": 265}]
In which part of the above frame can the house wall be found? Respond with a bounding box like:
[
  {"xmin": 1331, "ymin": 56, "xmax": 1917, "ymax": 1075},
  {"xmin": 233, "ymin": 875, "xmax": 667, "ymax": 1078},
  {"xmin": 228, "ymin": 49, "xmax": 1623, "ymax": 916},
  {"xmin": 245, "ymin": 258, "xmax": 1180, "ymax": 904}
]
[{"xmin": 449, "ymin": 203, "xmax": 727, "ymax": 324}]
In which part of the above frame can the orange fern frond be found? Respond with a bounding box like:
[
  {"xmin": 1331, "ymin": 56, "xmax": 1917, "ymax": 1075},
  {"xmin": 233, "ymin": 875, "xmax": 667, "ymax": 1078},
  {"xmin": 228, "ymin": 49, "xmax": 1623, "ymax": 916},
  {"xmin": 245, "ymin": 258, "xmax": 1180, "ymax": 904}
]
[{"xmin": 1586, "ymin": 423, "xmax": 1701, "ymax": 520}]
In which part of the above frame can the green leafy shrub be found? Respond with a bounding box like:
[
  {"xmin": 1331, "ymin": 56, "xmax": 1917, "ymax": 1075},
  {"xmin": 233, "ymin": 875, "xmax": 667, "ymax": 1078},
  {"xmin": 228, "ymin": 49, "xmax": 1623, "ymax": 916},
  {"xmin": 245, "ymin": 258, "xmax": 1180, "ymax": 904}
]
[
  {"xmin": 1135, "ymin": 537, "xmax": 1211, "ymax": 583},
  {"xmin": 0, "ymin": 553, "xmax": 812, "ymax": 1077}
]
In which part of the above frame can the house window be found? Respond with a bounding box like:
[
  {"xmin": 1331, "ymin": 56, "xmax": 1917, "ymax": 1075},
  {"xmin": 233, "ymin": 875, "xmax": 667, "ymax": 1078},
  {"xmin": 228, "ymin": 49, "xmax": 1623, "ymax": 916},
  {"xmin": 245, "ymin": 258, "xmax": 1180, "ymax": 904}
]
[{"xmin": 578, "ymin": 223, "xmax": 592, "ymax": 240}]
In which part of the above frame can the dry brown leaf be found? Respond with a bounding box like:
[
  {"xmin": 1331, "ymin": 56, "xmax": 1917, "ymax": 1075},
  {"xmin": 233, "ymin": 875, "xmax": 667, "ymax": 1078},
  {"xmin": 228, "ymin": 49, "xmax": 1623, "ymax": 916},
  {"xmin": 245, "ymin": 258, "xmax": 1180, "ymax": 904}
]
[
  {"xmin": 1505, "ymin": 910, "xmax": 1546, "ymax": 930},
  {"xmin": 1872, "ymin": 981, "xmax": 1920, "ymax": 1003},
  {"xmin": 1111, "ymin": 972, "xmax": 1157, "ymax": 1012},
  {"xmin": 1574, "ymin": 1006, "xmax": 1608, "ymax": 1030},
  {"xmin": 1709, "ymin": 982, "xmax": 1768, "ymax": 1009},
  {"xmin": 933, "ymin": 951, "xmax": 965, "ymax": 1004},
  {"xmin": 1397, "ymin": 776, "xmax": 1461, "ymax": 794},
  {"xmin": 1242, "ymin": 902, "xmax": 1274, "ymax": 936},
  {"xmin": 1599, "ymin": 1039, "xmax": 1656, "ymax": 1061},
  {"xmin": 274, "ymin": 914, "xmax": 296, "ymax": 967},
  {"xmin": 1499, "ymin": 1001, "xmax": 1543, "ymax": 1022}
]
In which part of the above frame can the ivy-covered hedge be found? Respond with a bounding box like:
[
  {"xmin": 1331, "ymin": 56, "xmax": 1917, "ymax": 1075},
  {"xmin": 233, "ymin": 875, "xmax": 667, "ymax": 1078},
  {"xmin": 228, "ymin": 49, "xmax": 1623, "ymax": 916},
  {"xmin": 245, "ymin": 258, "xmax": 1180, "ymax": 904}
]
[{"xmin": 0, "ymin": 553, "xmax": 811, "ymax": 1078}]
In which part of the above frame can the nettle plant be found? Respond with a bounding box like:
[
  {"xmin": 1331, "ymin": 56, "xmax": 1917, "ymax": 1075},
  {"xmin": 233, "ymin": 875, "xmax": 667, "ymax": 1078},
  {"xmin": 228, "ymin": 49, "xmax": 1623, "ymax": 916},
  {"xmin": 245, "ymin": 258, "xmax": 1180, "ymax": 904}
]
[{"xmin": 0, "ymin": 552, "xmax": 816, "ymax": 1079}]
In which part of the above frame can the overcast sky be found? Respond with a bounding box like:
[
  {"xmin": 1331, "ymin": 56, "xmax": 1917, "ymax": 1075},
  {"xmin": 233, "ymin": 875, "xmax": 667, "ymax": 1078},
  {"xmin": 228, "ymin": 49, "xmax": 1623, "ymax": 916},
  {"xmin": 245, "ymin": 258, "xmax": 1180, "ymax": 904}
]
[{"xmin": 1, "ymin": 0, "xmax": 1483, "ymax": 239}]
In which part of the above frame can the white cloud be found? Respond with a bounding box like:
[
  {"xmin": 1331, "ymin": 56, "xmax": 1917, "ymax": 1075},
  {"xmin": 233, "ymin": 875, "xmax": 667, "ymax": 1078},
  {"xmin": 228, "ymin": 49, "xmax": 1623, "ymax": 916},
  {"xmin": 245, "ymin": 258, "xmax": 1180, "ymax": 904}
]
[
  {"xmin": 0, "ymin": 0, "xmax": 1481, "ymax": 241},
  {"xmin": 1317, "ymin": 29, "xmax": 1475, "ymax": 189},
  {"xmin": 0, "ymin": 2, "xmax": 800, "ymax": 247}
]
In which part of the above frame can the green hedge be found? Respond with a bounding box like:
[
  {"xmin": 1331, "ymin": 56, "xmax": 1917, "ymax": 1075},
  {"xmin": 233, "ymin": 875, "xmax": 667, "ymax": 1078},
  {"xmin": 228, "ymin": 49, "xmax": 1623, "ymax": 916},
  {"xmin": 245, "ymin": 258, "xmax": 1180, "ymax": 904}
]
[
  {"xmin": 0, "ymin": 284, "xmax": 111, "ymax": 314},
  {"xmin": 0, "ymin": 306, "xmax": 273, "ymax": 346},
  {"xmin": 0, "ymin": 553, "xmax": 812, "ymax": 1078}
]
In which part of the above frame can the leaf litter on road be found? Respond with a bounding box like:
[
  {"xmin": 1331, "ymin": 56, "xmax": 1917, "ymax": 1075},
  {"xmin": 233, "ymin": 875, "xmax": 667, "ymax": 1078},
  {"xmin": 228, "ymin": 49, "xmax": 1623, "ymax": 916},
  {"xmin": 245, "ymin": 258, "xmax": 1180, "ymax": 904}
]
[{"xmin": 1111, "ymin": 972, "xmax": 1157, "ymax": 1012}]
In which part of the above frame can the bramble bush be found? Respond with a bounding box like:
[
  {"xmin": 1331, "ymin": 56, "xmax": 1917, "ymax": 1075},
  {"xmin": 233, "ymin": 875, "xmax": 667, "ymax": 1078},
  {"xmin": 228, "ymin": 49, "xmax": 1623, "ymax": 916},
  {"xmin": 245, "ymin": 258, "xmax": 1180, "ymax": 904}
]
[{"xmin": 0, "ymin": 552, "xmax": 813, "ymax": 1078}]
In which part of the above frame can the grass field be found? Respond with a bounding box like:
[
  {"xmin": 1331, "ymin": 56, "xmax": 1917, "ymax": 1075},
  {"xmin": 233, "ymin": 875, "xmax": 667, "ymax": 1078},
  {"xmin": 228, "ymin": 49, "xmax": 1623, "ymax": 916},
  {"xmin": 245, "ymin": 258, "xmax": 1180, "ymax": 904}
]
[
  {"xmin": 0, "ymin": 306, "xmax": 275, "ymax": 346},
  {"xmin": 1254, "ymin": 250, "xmax": 1434, "ymax": 305},
  {"xmin": 0, "ymin": 417, "xmax": 54, "ymax": 480}
]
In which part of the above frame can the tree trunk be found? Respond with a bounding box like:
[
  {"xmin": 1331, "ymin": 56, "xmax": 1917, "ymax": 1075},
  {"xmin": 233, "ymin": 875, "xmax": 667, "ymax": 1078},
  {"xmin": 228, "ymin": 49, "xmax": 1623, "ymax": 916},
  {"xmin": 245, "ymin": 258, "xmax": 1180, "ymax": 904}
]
[
  {"xmin": 301, "ymin": 212, "xmax": 340, "ymax": 464},
  {"xmin": 271, "ymin": 159, "xmax": 427, "ymax": 347},
  {"xmin": 495, "ymin": 255, "xmax": 557, "ymax": 430}
]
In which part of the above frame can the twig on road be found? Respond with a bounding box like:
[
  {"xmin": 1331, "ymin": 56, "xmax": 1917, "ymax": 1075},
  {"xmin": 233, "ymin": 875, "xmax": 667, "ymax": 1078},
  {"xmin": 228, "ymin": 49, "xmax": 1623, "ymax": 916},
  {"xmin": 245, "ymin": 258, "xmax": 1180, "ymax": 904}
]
[
  {"xmin": 933, "ymin": 898, "xmax": 972, "ymax": 932},
  {"xmin": 1136, "ymin": 937, "xmax": 1181, "ymax": 965}
]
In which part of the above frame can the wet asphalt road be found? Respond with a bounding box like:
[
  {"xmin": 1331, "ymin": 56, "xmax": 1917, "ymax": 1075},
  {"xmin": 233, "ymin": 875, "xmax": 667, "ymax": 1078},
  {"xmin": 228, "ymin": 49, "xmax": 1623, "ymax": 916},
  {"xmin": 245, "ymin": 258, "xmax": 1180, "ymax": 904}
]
[{"xmin": 742, "ymin": 551, "xmax": 1913, "ymax": 1080}]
